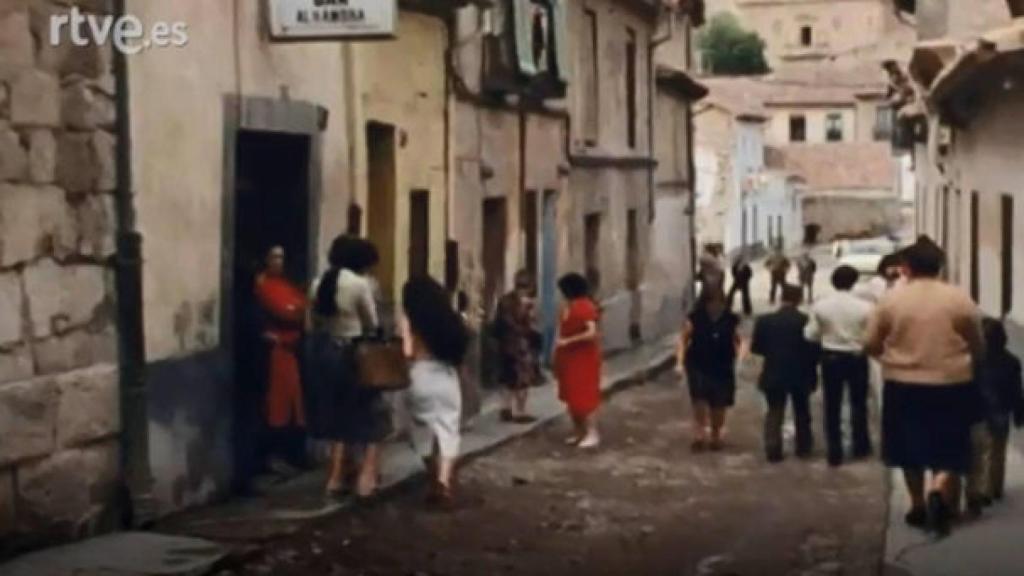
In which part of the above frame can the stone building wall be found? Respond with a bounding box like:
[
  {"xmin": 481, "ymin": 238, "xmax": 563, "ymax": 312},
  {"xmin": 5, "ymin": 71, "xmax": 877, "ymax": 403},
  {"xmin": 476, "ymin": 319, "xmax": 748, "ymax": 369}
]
[{"xmin": 0, "ymin": 0, "xmax": 121, "ymax": 553}]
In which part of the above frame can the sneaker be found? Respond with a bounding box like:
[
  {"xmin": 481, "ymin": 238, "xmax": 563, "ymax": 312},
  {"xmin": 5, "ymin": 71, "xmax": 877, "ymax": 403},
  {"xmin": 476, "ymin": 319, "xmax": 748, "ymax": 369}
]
[{"xmin": 577, "ymin": 434, "xmax": 601, "ymax": 450}]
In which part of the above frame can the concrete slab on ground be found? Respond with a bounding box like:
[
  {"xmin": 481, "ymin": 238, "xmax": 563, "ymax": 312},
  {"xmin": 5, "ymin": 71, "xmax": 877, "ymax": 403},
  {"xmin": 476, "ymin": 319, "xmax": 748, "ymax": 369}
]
[
  {"xmin": 0, "ymin": 532, "xmax": 227, "ymax": 576},
  {"xmin": 885, "ymin": 438, "xmax": 1024, "ymax": 576}
]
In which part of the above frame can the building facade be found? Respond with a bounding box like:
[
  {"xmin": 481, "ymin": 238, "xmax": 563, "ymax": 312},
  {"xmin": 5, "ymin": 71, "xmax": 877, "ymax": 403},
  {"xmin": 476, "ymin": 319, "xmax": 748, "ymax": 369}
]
[
  {"xmin": 0, "ymin": 0, "xmax": 707, "ymax": 554},
  {"xmin": 896, "ymin": 0, "xmax": 1024, "ymax": 349}
]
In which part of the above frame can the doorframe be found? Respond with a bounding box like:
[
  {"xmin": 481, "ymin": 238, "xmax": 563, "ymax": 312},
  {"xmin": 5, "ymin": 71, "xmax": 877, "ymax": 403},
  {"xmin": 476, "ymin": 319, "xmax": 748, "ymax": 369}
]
[{"xmin": 219, "ymin": 95, "xmax": 325, "ymax": 373}]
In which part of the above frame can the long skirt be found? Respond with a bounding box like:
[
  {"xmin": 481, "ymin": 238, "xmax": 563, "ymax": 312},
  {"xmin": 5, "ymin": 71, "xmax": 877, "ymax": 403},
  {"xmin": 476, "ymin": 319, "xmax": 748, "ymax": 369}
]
[
  {"xmin": 303, "ymin": 331, "xmax": 391, "ymax": 443},
  {"xmin": 406, "ymin": 360, "xmax": 462, "ymax": 460},
  {"xmin": 882, "ymin": 381, "xmax": 974, "ymax": 474}
]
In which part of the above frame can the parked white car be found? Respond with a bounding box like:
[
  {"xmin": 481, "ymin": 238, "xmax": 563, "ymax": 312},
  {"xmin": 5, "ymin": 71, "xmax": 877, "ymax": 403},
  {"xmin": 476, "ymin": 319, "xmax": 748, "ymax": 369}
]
[{"xmin": 835, "ymin": 238, "xmax": 900, "ymax": 276}]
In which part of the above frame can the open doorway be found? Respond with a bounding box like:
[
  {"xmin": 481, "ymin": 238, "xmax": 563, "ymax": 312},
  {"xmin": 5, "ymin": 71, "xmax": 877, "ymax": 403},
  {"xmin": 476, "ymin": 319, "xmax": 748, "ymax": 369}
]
[
  {"xmin": 409, "ymin": 190, "xmax": 430, "ymax": 280},
  {"xmin": 231, "ymin": 130, "xmax": 312, "ymax": 493},
  {"xmin": 482, "ymin": 198, "xmax": 509, "ymax": 315},
  {"xmin": 367, "ymin": 122, "xmax": 398, "ymax": 309}
]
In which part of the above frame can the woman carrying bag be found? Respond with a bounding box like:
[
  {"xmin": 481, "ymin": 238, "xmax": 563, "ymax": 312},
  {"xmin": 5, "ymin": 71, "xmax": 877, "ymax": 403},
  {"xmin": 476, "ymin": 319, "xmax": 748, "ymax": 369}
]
[{"xmin": 306, "ymin": 236, "xmax": 391, "ymax": 500}]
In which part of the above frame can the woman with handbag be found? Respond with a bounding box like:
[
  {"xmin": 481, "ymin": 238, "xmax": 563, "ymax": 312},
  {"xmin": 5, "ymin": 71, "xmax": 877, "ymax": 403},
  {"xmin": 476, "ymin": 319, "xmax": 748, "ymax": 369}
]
[
  {"xmin": 401, "ymin": 276, "xmax": 470, "ymax": 508},
  {"xmin": 307, "ymin": 236, "xmax": 391, "ymax": 499}
]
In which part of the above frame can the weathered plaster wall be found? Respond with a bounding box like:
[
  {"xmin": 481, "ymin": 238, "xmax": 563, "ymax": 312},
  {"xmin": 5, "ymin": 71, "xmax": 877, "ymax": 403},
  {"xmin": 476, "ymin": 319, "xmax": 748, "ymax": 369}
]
[
  {"xmin": 353, "ymin": 12, "xmax": 448, "ymax": 303},
  {"xmin": 802, "ymin": 191, "xmax": 901, "ymax": 240},
  {"xmin": 0, "ymin": 0, "xmax": 121, "ymax": 552},
  {"xmin": 735, "ymin": 0, "xmax": 892, "ymax": 66},
  {"xmin": 126, "ymin": 0, "xmax": 355, "ymax": 515}
]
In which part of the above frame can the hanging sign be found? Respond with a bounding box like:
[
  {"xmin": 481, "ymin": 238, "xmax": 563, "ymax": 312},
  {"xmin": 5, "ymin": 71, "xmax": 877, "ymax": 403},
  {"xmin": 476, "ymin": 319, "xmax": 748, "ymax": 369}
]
[{"xmin": 267, "ymin": 0, "xmax": 397, "ymax": 41}]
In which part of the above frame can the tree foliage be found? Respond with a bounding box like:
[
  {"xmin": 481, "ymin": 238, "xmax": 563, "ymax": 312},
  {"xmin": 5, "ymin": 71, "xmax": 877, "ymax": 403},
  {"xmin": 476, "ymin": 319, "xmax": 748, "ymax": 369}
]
[{"xmin": 698, "ymin": 13, "xmax": 770, "ymax": 76}]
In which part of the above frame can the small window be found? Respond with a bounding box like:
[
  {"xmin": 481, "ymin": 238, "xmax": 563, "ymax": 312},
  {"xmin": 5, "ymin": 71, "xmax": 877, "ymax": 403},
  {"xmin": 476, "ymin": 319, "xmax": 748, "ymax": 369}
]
[
  {"xmin": 874, "ymin": 106, "xmax": 894, "ymax": 141},
  {"xmin": 800, "ymin": 26, "xmax": 813, "ymax": 47},
  {"xmin": 1003, "ymin": 194, "xmax": 1014, "ymax": 315},
  {"xmin": 825, "ymin": 113, "xmax": 843, "ymax": 142},
  {"xmin": 789, "ymin": 115, "xmax": 806, "ymax": 142},
  {"xmin": 626, "ymin": 27, "xmax": 638, "ymax": 149}
]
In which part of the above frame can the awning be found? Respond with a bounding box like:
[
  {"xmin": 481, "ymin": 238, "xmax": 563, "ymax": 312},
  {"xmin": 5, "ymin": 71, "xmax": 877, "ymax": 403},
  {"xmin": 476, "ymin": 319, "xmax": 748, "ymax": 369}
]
[
  {"xmin": 656, "ymin": 66, "xmax": 709, "ymax": 101},
  {"xmin": 909, "ymin": 39, "xmax": 960, "ymax": 88},
  {"xmin": 930, "ymin": 19, "xmax": 1024, "ymax": 106}
]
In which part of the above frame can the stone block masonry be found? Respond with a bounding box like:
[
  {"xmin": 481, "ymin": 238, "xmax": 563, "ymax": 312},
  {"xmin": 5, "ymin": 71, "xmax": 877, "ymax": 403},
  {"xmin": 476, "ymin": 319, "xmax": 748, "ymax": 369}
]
[{"xmin": 0, "ymin": 0, "xmax": 121, "ymax": 554}]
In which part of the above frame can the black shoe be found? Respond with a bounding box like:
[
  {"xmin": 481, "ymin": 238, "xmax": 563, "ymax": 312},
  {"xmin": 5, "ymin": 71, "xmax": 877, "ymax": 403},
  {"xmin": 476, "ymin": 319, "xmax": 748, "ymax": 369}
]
[
  {"xmin": 766, "ymin": 452, "xmax": 784, "ymax": 464},
  {"xmin": 927, "ymin": 493, "xmax": 950, "ymax": 537},
  {"xmin": 966, "ymin": 497, "xmax": 984, "ymax": 519},
  {"xmin": 982, "ymin": 495, "xmax": 995, "ymax": 507},
  {"xmin": 852, "ymin": 447, "xmax": 873, "ymax": 460},
  {"xmin": 904, "ymin": 507, "xmax": 928, "ymax": 529},
  {"xmin": 827, "ymin": 454, "xmax": 843, "ymax": 467}
]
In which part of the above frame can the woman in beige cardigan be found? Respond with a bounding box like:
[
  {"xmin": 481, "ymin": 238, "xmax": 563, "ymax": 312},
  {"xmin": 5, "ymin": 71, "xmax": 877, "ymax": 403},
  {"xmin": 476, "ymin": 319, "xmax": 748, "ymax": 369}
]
[{"xmin": 864, "ymin": 237, "xmax": 985, "ymax": 536}]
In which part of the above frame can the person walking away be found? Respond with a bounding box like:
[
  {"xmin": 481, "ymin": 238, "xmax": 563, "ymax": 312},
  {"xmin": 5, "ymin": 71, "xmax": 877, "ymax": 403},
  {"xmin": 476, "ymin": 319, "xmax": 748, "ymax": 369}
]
[
  {"xmin": 854, "ymin": 252, "xmax": 905, "ymax": 305},
  {"xmin": 555, "ymin": 273, "xmax": 603, "ymax": 449},
  {"xmin": 493, "ymin": 271, "xmax": 543, "ymax": 424},
  {"xmin": 752, "ymin": 285, "xmax": 821, "ymax": 462},
  {"xmin": 966, "ymin": 318, "xmax": 1024, "ymax": 514},
  {"xmin": 698, "ymin": 245, "xmax": 727, "ymax": 297},
  {"xmin": 677, "ymin": 289, "xmax": 743, "ymax": 452},
  {"xmin": 728, "ymin": 253, "xmax": 754, "ymax": 316},
  {"xmin": 766, "ymin": 249, "xmax": 791, "ymax": 305},
  {"xmin": 254, "ymin": 246, "xmax": 308, "ymax": 474},
  {"xmin": 797, "ymin": 252, "xmax": 818, "ymax": 304},
  {"xmin": 804, "ymin": 265, "xmax": 874, "ymax": 467},
  {"xmin": 307, "ymin": 236, "xmax": 391, "ymax": 499},
  {"xmin": 401, "ymin": 277, "xmax": 470, "ymax": 508},
  {"xmin": 864, "ymin": 236, "xmax": 985, "ymax": 536}
]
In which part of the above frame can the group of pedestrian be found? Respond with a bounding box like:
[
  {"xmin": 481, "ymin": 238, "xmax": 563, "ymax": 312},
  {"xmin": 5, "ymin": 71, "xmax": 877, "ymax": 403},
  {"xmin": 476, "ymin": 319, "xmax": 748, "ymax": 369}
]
[
  {"xmin": 247, "ymin": 232, "xmax": 607, "ymax": 509},
  {"xmin": 682, "ymin": 236, "xmax": 1023, "ymax": 537}
]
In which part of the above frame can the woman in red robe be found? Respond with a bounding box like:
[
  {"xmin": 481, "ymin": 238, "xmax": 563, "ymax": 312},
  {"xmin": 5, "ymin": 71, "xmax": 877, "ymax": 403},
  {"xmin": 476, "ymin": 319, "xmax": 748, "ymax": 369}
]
[
  {"xmin": 555, "ymin": 273, "xmax": 603, "ymax": 449},
  {"xmin": 254, "ymin": 246, "xmax": 307, "ymax": 471}
]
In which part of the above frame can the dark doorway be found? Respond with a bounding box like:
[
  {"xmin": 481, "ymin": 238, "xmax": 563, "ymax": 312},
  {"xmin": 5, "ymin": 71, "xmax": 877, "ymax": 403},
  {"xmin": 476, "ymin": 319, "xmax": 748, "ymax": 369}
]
[
  {"xmin": 409, "ymin": 190, "xmax": 430, "ymax": 279},
  {"xmin": 231, "ymin": 130, "xmax": 312, "ymax": 492},
  {"xmin": 585, "ymin": 212, "xmax": 602, "ymax": 293},
  {"xmin": 1003, "ymin": 194, "xmax": 1014, "ymax": 315},
  {"xmin": 367, "ymin": 122, "xmax": 398, "ymax": 300},
  {"xmin": 523, "ymin": 190, "xmax": 539, "ymax": 279},
  {"xmin": 626, "ymin": 209, "xmax": 641, "ymax": 344},
  {"xmin": 971, "ymin": 192, "xmax": 980, "ymax": 302},
  {"xmin": 483, "ymin": 198, "xmax": 508, "ymax": 315}
]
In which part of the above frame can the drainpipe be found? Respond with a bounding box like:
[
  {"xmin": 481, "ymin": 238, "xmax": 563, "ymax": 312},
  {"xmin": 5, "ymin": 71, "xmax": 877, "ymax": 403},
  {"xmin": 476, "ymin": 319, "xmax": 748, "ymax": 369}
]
[
  {"xmin": 113, "ymin": 0, "xmax": 155, "ymax": 528},
  {"xmin": 649, "ymin": 11, "xmax": 675, "ymax": 226}
]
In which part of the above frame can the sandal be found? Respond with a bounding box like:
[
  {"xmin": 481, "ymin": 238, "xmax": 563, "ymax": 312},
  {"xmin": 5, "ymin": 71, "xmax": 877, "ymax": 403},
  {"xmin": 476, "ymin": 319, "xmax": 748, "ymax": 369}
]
[{"xmin": 691, "ymin": 439, "xmax": 708, "ymax": 453}]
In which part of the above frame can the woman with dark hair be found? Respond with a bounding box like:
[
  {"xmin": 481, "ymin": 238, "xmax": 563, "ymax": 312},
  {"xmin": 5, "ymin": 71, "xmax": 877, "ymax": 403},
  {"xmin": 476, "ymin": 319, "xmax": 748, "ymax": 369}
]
[
  {"xmin": 677, "ymin": 288, "xmax": 743, "ymax": 452},
  {"xmin": 865, "ymin": 236, "xmax": 985, "ymax": 536},
  {"xmin": 306, "ymin": 235, "xmax": 389, "ymax": 499},
  {"xmin": 401, "ymin": 276, "xmax": 469, "ymax": 507},
  {"xmin": 493, "ymin": 270, "xmax": 542, "ymax": 424},
  {"xmin": 554, "ymin": 273, "xmax": 603, "ymax": 449}
]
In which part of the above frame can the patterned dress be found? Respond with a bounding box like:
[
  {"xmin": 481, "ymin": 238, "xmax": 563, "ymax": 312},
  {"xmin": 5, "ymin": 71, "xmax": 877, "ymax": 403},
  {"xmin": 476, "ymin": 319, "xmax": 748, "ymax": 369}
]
[{"xmin": 495, "ymin": 292, "xmax": 542, "ymax": 391}]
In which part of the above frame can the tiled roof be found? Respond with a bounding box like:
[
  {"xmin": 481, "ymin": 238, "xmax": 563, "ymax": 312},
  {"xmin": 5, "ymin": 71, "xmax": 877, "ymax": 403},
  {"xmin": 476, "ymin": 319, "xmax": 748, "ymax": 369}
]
[{"xmin": 772, "ymin": 143, "xmax": 896, "ymax": 191}]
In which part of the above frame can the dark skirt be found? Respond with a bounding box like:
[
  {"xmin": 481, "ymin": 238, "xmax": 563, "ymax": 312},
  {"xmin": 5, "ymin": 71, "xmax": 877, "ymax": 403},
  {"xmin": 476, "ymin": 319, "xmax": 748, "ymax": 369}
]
[
  {"xmin": 686, "ymin": 368, "xmax": 736, "ymax": 409},
  {"xmin": 882, "ymin": 381, "xmax": 974, "ymax": 473},
  {"xmin": 303, "ymin": 331, "xmax": 392, "ymax": 443}
]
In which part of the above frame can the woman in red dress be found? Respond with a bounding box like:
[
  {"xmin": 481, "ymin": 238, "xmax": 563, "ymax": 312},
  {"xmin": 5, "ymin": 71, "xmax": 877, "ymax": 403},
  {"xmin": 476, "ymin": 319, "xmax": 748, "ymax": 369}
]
[
  {"xmin": 555, "ymin": 273, "xmax": 603, "ymax": 449},
  {"xmin": 254, "ymin": 246, "xmax": 307, "ymax": 472}
]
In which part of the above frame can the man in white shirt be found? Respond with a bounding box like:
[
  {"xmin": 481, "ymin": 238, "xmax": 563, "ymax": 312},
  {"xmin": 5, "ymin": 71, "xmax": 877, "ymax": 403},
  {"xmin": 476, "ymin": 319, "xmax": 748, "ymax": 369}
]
[{"xmin": 805, "ymin": 265, "xmax": 875, "ymax": 467}]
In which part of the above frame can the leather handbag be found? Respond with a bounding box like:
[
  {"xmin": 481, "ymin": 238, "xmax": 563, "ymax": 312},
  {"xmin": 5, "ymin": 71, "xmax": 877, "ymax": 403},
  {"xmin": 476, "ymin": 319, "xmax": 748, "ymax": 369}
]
[{"xmin": 353, "ymin": 337, "xmax": 411, "ymax": 391}]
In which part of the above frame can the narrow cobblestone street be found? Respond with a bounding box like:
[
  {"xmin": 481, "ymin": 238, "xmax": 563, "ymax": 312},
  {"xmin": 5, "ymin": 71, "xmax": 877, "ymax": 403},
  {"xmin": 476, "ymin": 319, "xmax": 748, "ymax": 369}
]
[{"xmin": 225, "ymin": 343, "xmax": 888, "ymax": 576}]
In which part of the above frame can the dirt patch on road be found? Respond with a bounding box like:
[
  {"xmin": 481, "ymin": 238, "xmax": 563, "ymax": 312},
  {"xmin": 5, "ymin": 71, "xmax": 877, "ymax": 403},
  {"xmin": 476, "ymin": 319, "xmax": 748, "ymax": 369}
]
[{"xmin": 225, "ymin": 371, "xmax": 888, "ymax": 576}]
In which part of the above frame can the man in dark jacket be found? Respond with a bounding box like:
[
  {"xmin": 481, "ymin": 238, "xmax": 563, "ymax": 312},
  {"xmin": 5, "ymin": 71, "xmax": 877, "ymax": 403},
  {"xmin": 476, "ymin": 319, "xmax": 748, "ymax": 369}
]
[
  {"xmin": 752, "ymin": 284, "xmax": 822, "ymax": 462},
  {"xmin": 766, "ymin": 250, "xmax": 791, "ymax": 305},
  {"xmin": 728, "ymin": 253, "xmax": 754, "ymax": 316}
]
